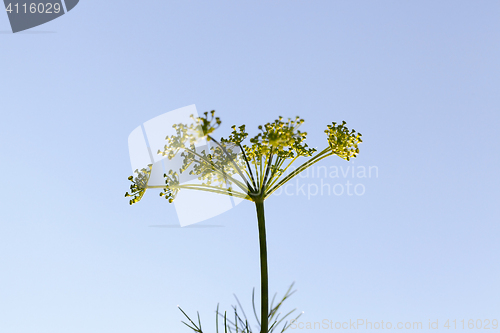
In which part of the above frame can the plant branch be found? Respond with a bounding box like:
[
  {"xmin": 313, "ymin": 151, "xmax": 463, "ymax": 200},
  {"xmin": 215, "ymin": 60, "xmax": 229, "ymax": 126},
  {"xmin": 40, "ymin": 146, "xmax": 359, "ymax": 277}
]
[
  {"xmin": 264, "ymin": 147, "xmax": 333, "ymax": 198},
  {"xmin": 207, "ymin": 135, "xmax": 255, "ymax": 192},
  {"xmin": 182, "ymin": 146, "xmax": 250, "ymax": 194}
]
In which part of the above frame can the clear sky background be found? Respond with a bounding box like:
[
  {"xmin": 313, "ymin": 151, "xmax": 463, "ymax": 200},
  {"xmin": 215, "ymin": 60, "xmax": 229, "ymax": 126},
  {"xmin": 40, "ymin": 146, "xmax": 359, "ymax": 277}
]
[{"xmin": 1, "ymin": 1, "xmax": 499, "ymax": 332}]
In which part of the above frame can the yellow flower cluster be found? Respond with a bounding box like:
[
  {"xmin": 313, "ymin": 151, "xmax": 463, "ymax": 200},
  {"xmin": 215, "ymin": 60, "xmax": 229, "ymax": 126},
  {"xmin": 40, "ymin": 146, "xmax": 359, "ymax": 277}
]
[
  {"xmin": 125, "ymin": 110, "xmax": 362, "ymax": 205},
  {"xmin": 325, "ymin": 121, "xmax": 362, "ymax": 161},
  {"xmin": 124, "ymin": 164, "xmax": 153, "ymax": 205}
]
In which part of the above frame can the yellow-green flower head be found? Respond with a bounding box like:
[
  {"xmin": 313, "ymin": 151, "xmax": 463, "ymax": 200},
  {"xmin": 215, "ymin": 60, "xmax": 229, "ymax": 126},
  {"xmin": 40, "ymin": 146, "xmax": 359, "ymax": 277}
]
[
  {"xmin": 325, "ymin": 121, "xmax": 362, "ymax": 161},
  {"xmin": 248, "ymin": 116, "xmax": 315, "ymax": 158},
  {"xmin": 191, "ymin": 110, "xmax": 221, "ymax": 141},
  {"xmin": 124, "ymin": 164, "xmax": 153, "ymax": 205},
  {"xmin": 226, "ymin": 124, "xmax": 248, "ymax": 144},
  {"xmin": 158, "ymin": 123, "xmax": 198, "ymax": 160},
  {"xmin": 160, "ymin": 169, "xmax": 181, "ymax": 203},
  {"xmin": 157, "ymin": 111, "xmax": 221, "ymax": 160}
]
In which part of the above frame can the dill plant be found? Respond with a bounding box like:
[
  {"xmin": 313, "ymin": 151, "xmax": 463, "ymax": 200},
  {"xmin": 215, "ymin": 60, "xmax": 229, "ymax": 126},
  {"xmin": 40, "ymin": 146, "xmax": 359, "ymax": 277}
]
[{"xmin": 125, "ymin": 111, "xmax": 362, "ymax": 332}]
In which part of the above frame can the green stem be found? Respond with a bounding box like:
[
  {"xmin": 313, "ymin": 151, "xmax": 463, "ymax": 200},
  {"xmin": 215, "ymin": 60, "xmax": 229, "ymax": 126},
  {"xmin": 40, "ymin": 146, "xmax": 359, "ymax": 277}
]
[{"xmin": 255, "ymin": 199, "xmax": 268, "ymax": 333}]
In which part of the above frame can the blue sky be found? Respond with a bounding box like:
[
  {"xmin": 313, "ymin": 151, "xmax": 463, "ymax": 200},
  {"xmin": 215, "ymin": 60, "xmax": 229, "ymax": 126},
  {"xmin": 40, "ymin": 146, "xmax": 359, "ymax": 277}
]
[{"xmin": 1, "ymin": 1, "xmax": 499, "ymax": 332}]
